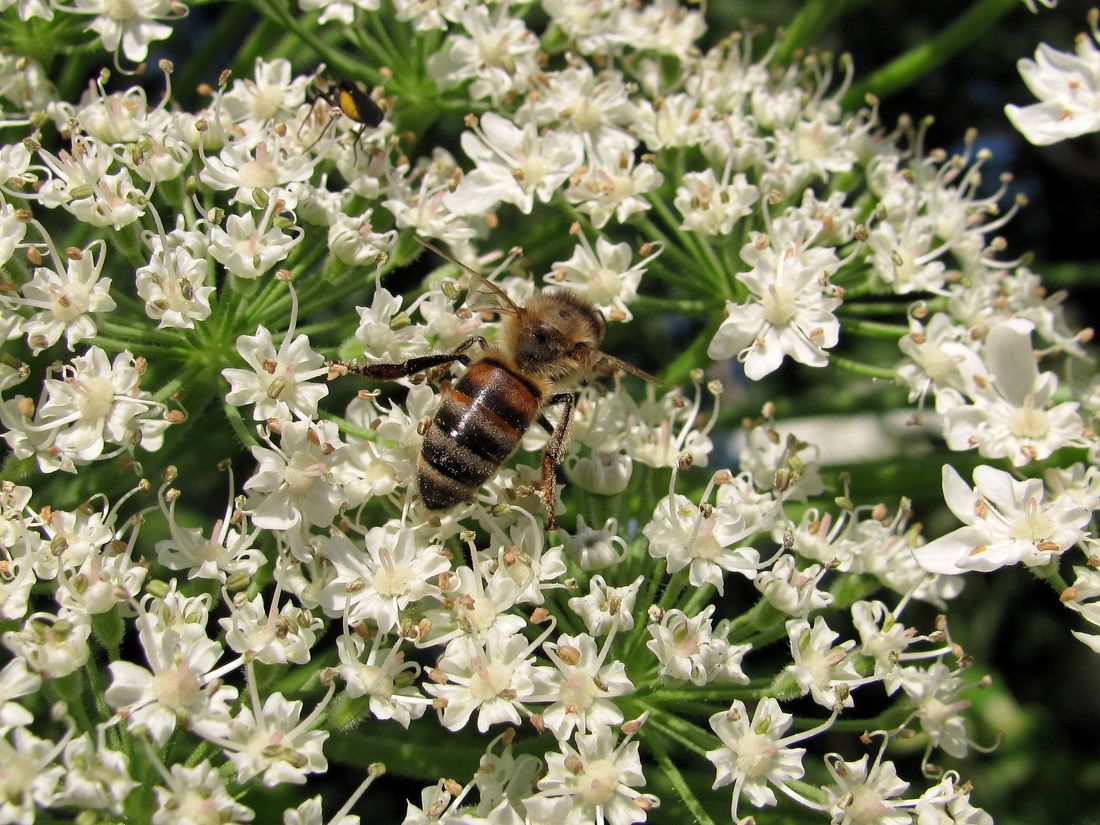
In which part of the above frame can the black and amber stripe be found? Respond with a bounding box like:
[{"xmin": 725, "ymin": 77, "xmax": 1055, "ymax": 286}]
[{"xmin": 418, "ymin": 357, "xmax": 542, "ymax": 510}]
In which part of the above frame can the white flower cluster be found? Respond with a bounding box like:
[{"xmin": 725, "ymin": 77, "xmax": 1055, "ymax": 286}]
[{"xmin": 1, "ymin": 0, "xmax": 1097, "ymax": 823}]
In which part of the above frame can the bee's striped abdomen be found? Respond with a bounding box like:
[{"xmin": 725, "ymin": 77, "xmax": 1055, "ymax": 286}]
[{"xmin": 417, "ymin": 357, "xmax": 543, "ymax": 511}]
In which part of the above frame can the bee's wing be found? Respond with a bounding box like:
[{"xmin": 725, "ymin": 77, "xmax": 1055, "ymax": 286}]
[
  {"xmin": 592, "ymin": 350, "xmax": 662, "ymax": 384},
  {"xmin": 415, "ymin": 237, "xmax": 523, "ymax": 317}
]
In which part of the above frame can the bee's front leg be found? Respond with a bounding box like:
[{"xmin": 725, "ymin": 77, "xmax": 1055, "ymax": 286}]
[{"xmin": 328, "ymin": 336, "xmax": 487, "ymax": 381}]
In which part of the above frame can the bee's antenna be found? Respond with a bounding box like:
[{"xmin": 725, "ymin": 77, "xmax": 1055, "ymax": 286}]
[{"xmin": 414, "ymin": 236, "xmax": 523, "ymax": 314}]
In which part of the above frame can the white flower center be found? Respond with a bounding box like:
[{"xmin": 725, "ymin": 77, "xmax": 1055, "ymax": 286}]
[
  {"xmin": 372, "ymin": 563, "xmax": 412, "ymax": 598},
  {"xmin": 578, "ymin": 758, "xmax": 620, "ymax": 807},
  {"xmin": 251, "ymin": 88, "xmax": 285, "ymax": 121},
  {"xmin": 78, "ymin": 377, "xmax": 116, "ymax": 421},
  {"xmin": 467, "ymin": 597, "xmax": 498, "ymax": 633},
  {"xmin": 761, "ymin": 284, "xmax": 797, "ymax": 327},
  {"xmin": 468, "ymin": 660, "xmax": 511, "ymax": 701},
  {"xmin": 735, "ymin": 732, "xmax": 777, "ymax": 778},
  {"xmin": 587, "ymin": 267, "xmax": 620, "ymax": 306},
  {"xmin": 150, "ymin": 662, "xmax": 201, "ymax": 710},
  {"xmin": 517, "ymin": 156, "xmax": 547, "ymax": 189},
  {"xmin": 1010, "ymin": 507, "xmax": 1054, "ymax": 543},
  {"xmin": 50, "ymin": 286, "xmax": 87, "ymax": 323},
  {"xmin": 692, "ymin": 518, "xmax": 723, "ymax": 560},
  {"xmin": 357, "ymin": 663, "xmax": 394, "ymax": 698},
  {"xmin": 283, "ymin": 454, "xmax": 322, "ymax": 496},
  {"xmin": 796, "ymin": 124, "xmax": 827, "ymax": 161},
  {"xmin": 1007, "ymin": 405, "xmax": 1049, "ymax": 439},
  {"xmin": 917, "ymin": 345, "xmax": 954, "ymax": 384},
  {"xmin": 560, "ymin": 669, "xmax": 597, "ymax": 710},
  {"xmin": 847, "ymin": 784, "xmax": 888, "ymax": 824},
  {"xmin": 104, "ymin": 0, "xmax": 137, "ymax": 21},
  {"xmin": 570, "ymin": 98, "xmax": 601, "ymax": 133},
  {"xmin": 238, "ymin": 159, "xmax": 277, "ymax": 189},
  {"xmin": 177, "ymin": 789, "xmax": 223, "ymax": 825},
  {"xmin": 477, "ymin": 32, "xmax": 515, "ymax": 71}
]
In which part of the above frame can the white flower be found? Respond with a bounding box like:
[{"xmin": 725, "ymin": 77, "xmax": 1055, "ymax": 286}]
[
  {"xmin": 525, "ymin": 726, "xmax": 658, "ymax": 825},
  {"xmin": 244, "ymin": 419, "xmax": 347, "ymax": 532},
  {"xmin": 0, "ymin": 727, "xmax": 66, "ymax": 823},
  {"xmin": 223, "ymin": 325, "xmax": 330, "ymax": 421},
  {"xmin": 428, "ymin": 6, "xmax": 540, "ymax": 102},
  {"xmin": 335, "ymin": 633, "xmax": 429, "ymax": 728},
  {"xmin": 568, "ymin": 574, "xmax": 642, "ymax": 636},
  {"xmin": 784, "ymin": 617, "xmax": 861, "ymax": 708},
  {"xmin": 674, "ymin": 168, "xmax": 759, "ymax": 235},
  {"xmin": 18, "ymin": 244, "xmax": 116, "ymax": 353},
  {"xmin": 755, "ymin": 555, "xmax": 833, "ymax": 617},
  {"xmin": 154, "ymin": 479, "xmax": 266, "ymax": 583},
  {"xmin": 643, "ymin": 493, "xmax": 759, "ymax": 595},
  {"xmin": 867, "ymin": 217, "xmax": 947, "ymax": 295},
  {"xmin": 560, "ymin": 516, "xmax": 629, "ymax": 571},
  {"xmin": 200, "ymin": 141, "xmax": 313, "ymax": 209},
  {"xmin": 445, "ymin": 113, "xmax": 584, "ymax": 215},
  {"xmin": 707, "ymin": 236, "xmax": 842, "ymax": 380},
  {"xmin": 59, "ymin": 735, "xmax": 137, "ymax": 814},
  {"xmin": 320, "ymin": 525, "xmax": 449, "ymax": 634},
  {"xmin": 222, "ymin": 691, "xmax": 329, "ymax": 786},
  {"xmin": 647, "ymin": 606, "xmax": 751, "ymax": 686},
  {"xmin": 901, "ymin": 663, "xmax": 972, "ymax": 758},
  {"xmin": 135, "ymin": 245, "xmax": 215, "ymax": 328},
  {"xmin": 915, "ymin": 773, "xmax": 994, "ymax": 825},
  {"xmin": 424, "ymin": 626, "xmax": 554, "ymax": 733},
  {"xmin": 105, "ymin": 622, "xmax": 237, "ymax": 746},
  {"xmin": 23, "ymin": 346, "xmax": 165, "ymax": 471},
  {"xmin": 851, "ymin": 600, "xmax": 917, "ymax": 696},
  {"xmin": 706, "ymin": 698, "xmax": 812, "ymax": 821},
  {"xmin": 916, "ymin": 464, "xmax": 1090, "ymax": 575},
  {"xmin": 938, "ymin": 321, "xmax": 1084, "ymax": 466},
  {"xmin": 152, "ymin": 761, "xmax": 255, "ymax": 825},
  {"xmin": 74, "ymin": 0, "xmax": 178, "ymax": 62},
  {"xmin": 535, "ymin": 632, "xmax": 634, "ymax": 741},
  {"xmin": 564, "ymin": 142, "xmax": 663, "ymax": 228},
  {"xmin": 220, "ymin": 592, "xmax": 322, "ymax": 665},
  {"xmin": 1006, "ymin": 18, "xmax": 1100, "ymax": 145},
  {"xmin": 548, "ymin": 235, "xmax": 657, "ymax": 322},
  {"xmin": 327, "ymin": 210, "xmax": 397, "ymax": 266},
  {"xmin": 222, "ymin": 57, "xmax": 310, "ymax": 135},
  {"xmin": 822, "ymin": 754, "xmax": 914, "ymax": 825},
  {"xmin": 3, "ymin": 613, "xmax": 90, "ymax": 678},
  {"xmin": 209, "ymin": 210, "xmax": 299, "ymax": 279}
]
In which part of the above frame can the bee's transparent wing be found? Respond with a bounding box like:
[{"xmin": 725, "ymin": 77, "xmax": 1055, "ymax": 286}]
[{"xmin": 416, "ymin": 237, "xmax": 523, "ymax": 317}]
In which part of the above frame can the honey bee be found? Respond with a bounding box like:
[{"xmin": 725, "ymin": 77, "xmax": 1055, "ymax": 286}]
[{"xmin": 331, "ymin": 239, "xmax": 658, "ymax": 530}]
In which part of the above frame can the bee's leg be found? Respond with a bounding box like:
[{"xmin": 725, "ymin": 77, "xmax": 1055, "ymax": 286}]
[
  {"xmin": 540, "ymin": 392, "xmax": 577, "ymax": 531},
  {"xmin": 328, "ymin": 337, "xmax": 487, "ymax": 381}
]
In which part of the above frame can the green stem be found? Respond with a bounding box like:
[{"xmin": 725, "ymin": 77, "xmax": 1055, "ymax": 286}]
[
  {"xmin": 644, "ymin": 194, "xmax": 728, "ymax": 297},
  {"xmin": 775, "ymin": 0, "xmax": 867, "ymax": 63},
  {"xmin": 830, "ymin": 354, "xmax": 897, "ymax": 381},
  {"xmin": 839, "ymin": 318, "xmax": 909, "ymax": 338},
  {"xmin": 247, "ymin": 0, "xmax": 361, "ymax": 77},
  {"xmin": 646, "ymin": 734, "xmax": 718, "ymax": 825},
  {"xmin": 842, "ymin": 0, "xmax": 1019, "ymax": 107},
  {"xmin": 223, "ymin": 400, "xmax": 259, "ymax": 448},
  {"xmin": 637, "ymin": 703, "xmax": 716, "ymax": 755},
  {"xmin": 1030, "ymin": 560, "xmax": 1070, "ymax": 596},
  {"xmin": 836, "ymin": 301, "xmax": 913, "ymax": 316}
]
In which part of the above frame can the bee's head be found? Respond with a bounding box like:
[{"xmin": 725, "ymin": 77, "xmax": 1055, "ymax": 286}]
[{"xmin": 507, "ymin": 290, "xmax": 605, "ymax": 381}]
